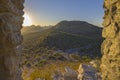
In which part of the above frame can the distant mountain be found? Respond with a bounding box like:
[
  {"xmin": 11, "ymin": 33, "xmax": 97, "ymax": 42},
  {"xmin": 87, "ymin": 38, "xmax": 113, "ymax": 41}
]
[
  {"xmin": 22, "ymin": 26, "xmax": 43, "ymax": 34},
  {"xmin": 53, "ymin": 21, "xmax": 102, "ymax": 39}
]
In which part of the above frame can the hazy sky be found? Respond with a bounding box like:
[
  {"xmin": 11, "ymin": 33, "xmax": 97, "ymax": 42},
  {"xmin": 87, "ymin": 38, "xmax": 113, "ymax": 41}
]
[{"xmin": 24, "ymin": 0, "xmax": 104, "ymax": 26}]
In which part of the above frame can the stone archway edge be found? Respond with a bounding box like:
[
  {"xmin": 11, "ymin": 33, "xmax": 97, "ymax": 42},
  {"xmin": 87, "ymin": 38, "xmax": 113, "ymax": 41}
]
[
  {"xmin": 101, "ymin": 0, "xmax": 120, "ymax": 80},
  {"xmin": 0, "ymin": 0, "xmax": 24, "ymax": 80}
]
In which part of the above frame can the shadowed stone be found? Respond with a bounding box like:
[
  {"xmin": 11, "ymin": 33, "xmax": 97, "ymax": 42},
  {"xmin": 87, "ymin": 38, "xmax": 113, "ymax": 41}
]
[{"xmin": 0, "ymin": 0, "xmax": 24, "ymax": 80}]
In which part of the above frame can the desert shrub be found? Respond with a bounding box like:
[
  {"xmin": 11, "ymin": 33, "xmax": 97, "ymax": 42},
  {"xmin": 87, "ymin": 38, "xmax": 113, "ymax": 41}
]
[
  {"xmin": 70, "ymin": 54, "xmax": 81, "ymax": 61},
  {"xmin": 22, "ymin": 60, "xmax": 28, "ymax": 66},
  {"xmin": 37, "ymin": 60, "xmax": 47, "ymax": 67},
  {"xmin": 48, "ymin": 53, "xmax": 66, "ymax": 61},
  {"xmin": 81, "ymin": 56, "xmax": 92, "ymax": 63}
]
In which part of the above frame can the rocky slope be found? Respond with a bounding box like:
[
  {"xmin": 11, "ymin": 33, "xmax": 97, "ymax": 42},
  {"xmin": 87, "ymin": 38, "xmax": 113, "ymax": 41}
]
[{"xmin": 34, "ymin": 61, "xmax": 101, "ymax": 80}]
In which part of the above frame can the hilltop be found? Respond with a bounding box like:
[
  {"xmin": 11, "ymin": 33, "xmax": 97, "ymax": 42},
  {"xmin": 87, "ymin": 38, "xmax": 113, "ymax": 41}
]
[{"xmin": 54, "ymin": 21, "xmax": 102, "ymax": 39}]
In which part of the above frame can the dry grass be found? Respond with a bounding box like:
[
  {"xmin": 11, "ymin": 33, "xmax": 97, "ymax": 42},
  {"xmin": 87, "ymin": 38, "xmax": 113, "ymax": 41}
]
[{"xmin": 22, "ymin": 61, "xmax": 80, "ymax": 80}]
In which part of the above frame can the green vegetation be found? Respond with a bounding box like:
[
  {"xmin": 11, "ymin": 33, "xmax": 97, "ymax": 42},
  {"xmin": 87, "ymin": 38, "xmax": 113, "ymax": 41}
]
[
  {"xmin": 22, "ymin": 28, "xmax": 101, "ymax": 53},
  {"xmin": 41, "ymin": 30, "xmax": 94, "ymax": 50}
]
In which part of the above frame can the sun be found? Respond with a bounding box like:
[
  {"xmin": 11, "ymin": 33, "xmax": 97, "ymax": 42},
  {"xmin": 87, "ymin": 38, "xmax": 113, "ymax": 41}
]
[{"xmin": 23, "ymin": 14, "xmax": 32, "ymax": 26}]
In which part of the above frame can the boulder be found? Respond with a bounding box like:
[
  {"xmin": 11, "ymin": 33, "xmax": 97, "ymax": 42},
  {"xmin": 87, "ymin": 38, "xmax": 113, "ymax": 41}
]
[
  {"xmin": 63, "ymin": 67, "xmax": 78, "ymax": 80},
  {"xmin": 78, "ymin": 64, "xmax": 101, "ymax": 80}
]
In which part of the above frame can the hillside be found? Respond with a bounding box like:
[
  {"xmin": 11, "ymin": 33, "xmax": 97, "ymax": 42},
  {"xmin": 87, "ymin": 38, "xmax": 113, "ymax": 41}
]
[
  {"xmin": 22, "ymin": 21, "xmax": 102, "ymax": 80},
  {"xmin": 22, "ymin": 21, "xmax": 102, "ymax": 57}
]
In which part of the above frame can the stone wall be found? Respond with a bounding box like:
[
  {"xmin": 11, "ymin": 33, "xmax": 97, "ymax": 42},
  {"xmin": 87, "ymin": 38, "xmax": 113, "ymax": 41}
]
[
  {"xmin": 101, "ymin": 0, "xmax": 120, "ymax": 80},
  {"xmin": 0, "ymin": 0, "xmax": 24, "ymax": 80}
]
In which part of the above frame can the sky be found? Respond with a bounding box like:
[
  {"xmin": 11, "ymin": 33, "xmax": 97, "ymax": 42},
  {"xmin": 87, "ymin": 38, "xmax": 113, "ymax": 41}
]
[{"xmin": 24, "ymin": 0, "xmax": 104, "ymax": 27}]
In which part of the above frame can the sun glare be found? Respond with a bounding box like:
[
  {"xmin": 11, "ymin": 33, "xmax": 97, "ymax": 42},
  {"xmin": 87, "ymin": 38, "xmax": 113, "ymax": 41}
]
[{"xmin": 23, "ymin": 14, "xmax": 32, "ymax": 26}]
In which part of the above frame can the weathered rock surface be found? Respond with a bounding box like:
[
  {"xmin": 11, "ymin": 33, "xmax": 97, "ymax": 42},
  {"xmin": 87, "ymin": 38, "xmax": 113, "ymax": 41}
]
[
  {"xmin": 78, "ymin": 64, "xmax": 101, "ymax": 80},
  {"xmin": 101, "ymin": 0, "xmax": 120, "ymax": 80},
  {"xmin": 90, "ymin": 60, "xmax": 101, "ymax": 69},
  {"xmin": 52, "ymin": 67, "xmax": 78, "ymax": 80},
  {"xmin": 0, "ymin": 0, "xmax": 24, "ymax": 80}
]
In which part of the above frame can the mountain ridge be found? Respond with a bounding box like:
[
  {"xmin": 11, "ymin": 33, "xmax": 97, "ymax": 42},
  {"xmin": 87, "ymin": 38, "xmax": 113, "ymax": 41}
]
[{"xmin": 53, "ymin": 20, "xmax": 102, "ymax": 39}]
